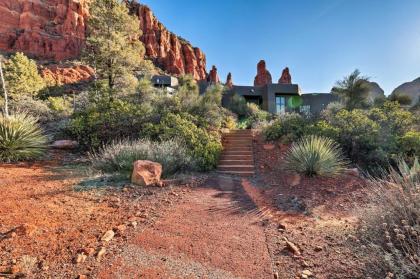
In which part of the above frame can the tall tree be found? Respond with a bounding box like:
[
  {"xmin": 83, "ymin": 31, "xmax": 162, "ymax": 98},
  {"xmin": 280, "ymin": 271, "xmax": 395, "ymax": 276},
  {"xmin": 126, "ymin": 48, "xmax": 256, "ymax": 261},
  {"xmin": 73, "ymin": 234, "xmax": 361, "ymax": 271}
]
[
  {"xmin": 83, "ymin": 0, "xmax": 145, "ymax": 99},
  {"xmin": 3, "ymin": 52, "xmax": 45, "ymax": 100},
  {"xmin": 332, "ymin": 69, "xmax": 370, "ymax": 110}
]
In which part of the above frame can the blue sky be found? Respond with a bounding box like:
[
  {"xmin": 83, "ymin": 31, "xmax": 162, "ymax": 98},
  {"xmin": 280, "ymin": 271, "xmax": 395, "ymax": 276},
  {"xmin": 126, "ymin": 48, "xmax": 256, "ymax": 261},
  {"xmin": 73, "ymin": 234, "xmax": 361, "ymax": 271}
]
[{"xmin": 140, "ymin": 0, "xmax": 420, "ymax": 94}]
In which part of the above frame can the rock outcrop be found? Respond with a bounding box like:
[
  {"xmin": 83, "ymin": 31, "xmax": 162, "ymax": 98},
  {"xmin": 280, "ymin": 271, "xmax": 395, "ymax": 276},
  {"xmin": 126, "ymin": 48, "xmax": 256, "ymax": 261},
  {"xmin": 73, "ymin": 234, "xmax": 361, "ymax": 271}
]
[
  {"xmin": 41, "ymin": 64, "xmax": 95, "ymax": 85},
  {"xmin": 0, "ymin": 0, "xmax": 208, "ymax": 80},
  {"xmin": 362, "ymin": 81, "xmax": 385, "ymax": 103},
  {"xmin": 125, "ymin": 1, "xmax": 207, "ymax": 80},
  {"xmin": 279, "ymin": 67, "xmax": 292, "ymax": 84},
  {"xmin": 226, "ymin": 72, "xmax": 233, "ymax": 88},
  {"xmin": 207, "ymin": 65, "xmax": 220, "ymax": 84},
  {"xmin": 0, "ymin": 0, "xmax": 89, "ymax": 61},
  {"xmin": 254, "ymin": 60, "xmax": 272, "ymax": 86},
  {"xmin": 391, "ymin": 77, "xmax": 420, "ymax": 107}
]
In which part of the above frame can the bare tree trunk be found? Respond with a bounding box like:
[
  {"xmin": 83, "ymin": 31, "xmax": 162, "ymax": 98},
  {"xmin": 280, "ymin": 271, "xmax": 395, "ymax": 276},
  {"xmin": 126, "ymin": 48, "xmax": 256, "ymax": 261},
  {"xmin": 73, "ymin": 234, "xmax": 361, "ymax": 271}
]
[{"xmin": 0, "ymin": 60, "xmax": 8, "ymax": 117}]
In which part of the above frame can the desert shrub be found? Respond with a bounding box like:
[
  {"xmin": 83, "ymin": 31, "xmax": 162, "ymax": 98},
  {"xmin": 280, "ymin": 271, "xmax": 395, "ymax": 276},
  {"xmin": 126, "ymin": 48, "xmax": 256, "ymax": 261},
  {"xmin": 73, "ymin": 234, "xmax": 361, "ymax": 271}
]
[
  {"xmin": 227, "ymin": 93, "xmax": 248, "ymax": 117},
  {"xmin": 263, "ymin": 113, "xmax": 307, "ymax": 142},
  {"xmin": 0, "ymin": 113, "xmax": 47, "ymax": 162},
  {"xmin": 9, "ymin": 97, "xmax": 54, "ymax": 123},
  {"xmin": 358, "ymin": 159, "xmax": 420, "ymax": 278},
  {"xmin": 399, "ymin": 131, "xmax": 420, "ymax": 158},
  {"xmin": 68, "ymin": 98, "xmax": 152, "ymax": 149},
  {"xmin": 305, "ymin": 120, "xmax": 340, "ymax": 139},
  {"xmin": 155, "ymin": 113, "xmax": 222, "ymax": 170},
  {"xmin": 321, "ymin": 101, "xmax": 345, "ymax": 122},
  {"xmin": 48, "ymin": 96, "xmax": 73, "ymax": 116},
  {"xmin": 90, "ymin": 139, "xmax": 196, "ymax": 178},
  {"xmin": 284, "ymin": 135, "xmax": 347, "ymax": 177}
]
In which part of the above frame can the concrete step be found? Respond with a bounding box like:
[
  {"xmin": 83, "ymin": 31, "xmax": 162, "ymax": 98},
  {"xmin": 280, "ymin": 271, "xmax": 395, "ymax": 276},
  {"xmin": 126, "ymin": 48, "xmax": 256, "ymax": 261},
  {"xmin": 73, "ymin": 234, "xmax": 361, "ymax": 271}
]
[
  {"xmin": 218, "ymin": 160, "xmax": 254, "ymax": 166},
  {"xmin": 221, "ymin": 154, "xmax": 253, "ymax": 159},
  {"xmin": 222, "ymin": 148, "xmax": 253, "ymax": 152},
  {"xmin": 216, "ymin": 170, "xmax": 255, "ymax": 177},
  {"xmin": 218, "ymin": 166, "xmax": 254, "ymax": 172}
]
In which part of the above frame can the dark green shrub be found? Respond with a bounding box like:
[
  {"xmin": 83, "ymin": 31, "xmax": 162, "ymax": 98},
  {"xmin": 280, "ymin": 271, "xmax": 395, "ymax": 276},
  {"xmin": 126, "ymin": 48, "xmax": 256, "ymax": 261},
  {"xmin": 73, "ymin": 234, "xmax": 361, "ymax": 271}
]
[
  {"xmin": 0, "ymin": 113, "xmax": 47, "ymax": 162},
  {"xmin": 399, "ymin": 131, "xmax": 420, "ymax": 158},
  {"xmin": 263, "ymin": 113, "xmax": 307, "ymax": 142},
  {"xmin": 68, "ymin": 98, "xmax": 152, "ymax": 149},
  {"xmin": 284, "ymin": 135, "xmax": 347, "ymax": 177},
  {"xmin": 157, "ymin": 113, "xmax": 222, "ymax": 170},
  {"xmin": 90, "ymin": 139, "xmax": 196, "ymax": 178}
]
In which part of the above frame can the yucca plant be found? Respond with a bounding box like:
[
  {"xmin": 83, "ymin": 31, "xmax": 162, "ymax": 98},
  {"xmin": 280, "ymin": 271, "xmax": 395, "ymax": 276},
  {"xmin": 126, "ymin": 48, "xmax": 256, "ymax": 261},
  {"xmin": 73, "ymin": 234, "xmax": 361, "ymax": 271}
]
[
  {"xmin": 0, "ymin": 113, "xmax": 47, "ymax": 162},
  {"xmin": 285, "ymin": 135, "xmax": 347, "ymax": 177}
]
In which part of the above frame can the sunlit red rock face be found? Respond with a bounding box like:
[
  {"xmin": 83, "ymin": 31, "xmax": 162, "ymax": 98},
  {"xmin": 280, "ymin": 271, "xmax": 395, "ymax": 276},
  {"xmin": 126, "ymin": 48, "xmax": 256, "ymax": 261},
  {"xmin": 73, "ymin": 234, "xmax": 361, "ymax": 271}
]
[
  {"xmin": 207, "ymin": 65, "xmax": 220, "ymax": 84},
  {"xmin": 279, "ymin": 67, "xmax": 292, "ymax": 84},
  {"xmin": 254, "ymin": 60, "xmax": 272, "ymax": 86},
  {"xmin": 226, "ymin": 72, "xmax": 233, "ymax": 88},
  {"xmin": 0, "ymin": 0, "xmax": 208, "ymax": 80},
  {"xmin": 0, "ymin": 0, "xmax": 89, "ymax": 61},
  {"xmin": 41, "ymin": 64, "xmax": 95, "ymax": 85},
  {"xmin": 132, "ymin": 3, "xmax": 207, "ymax": 80}
]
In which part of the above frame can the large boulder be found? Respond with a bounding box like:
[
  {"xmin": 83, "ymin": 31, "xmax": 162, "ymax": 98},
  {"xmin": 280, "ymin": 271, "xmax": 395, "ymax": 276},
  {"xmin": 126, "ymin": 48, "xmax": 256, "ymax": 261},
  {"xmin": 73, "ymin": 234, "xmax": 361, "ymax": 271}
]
[
  {"xmin": 131, "ymin": 160, "xmax": 163, "ymax": 187},
  {"xmin": 362, "ymin": 81, "xmax": 385, "ymax": 103},
  {"xmin": 391, "ymin": 77, "xmax": 420, "ymax": 107}
]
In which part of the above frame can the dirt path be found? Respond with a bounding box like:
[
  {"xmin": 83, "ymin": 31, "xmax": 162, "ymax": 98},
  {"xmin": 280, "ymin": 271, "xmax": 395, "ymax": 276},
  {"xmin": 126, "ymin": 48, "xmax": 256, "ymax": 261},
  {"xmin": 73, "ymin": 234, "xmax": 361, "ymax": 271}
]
[{"xmin": 97, "ymin": 176, "xmax": 274, "ymax": 279}]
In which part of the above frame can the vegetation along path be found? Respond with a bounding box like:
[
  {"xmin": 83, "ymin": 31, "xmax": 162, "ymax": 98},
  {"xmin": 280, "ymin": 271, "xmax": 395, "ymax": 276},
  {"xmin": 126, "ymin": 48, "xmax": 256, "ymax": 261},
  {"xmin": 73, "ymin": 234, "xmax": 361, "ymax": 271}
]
[{"xmin": 97, "ymin": 175, "xmax": 274, "ymax": 279}]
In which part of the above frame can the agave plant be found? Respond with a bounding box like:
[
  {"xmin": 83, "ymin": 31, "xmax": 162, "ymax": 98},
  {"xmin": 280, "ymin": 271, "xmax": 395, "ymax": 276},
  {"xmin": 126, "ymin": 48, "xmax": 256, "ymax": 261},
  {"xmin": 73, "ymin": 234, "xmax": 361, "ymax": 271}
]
[
  {"xmin": 285, "ymin": 135, "xmax": 347, "ymax": 177},
  {"xmin": 0, "ymin": 113, "xmax": 47, "ymax": 162}
]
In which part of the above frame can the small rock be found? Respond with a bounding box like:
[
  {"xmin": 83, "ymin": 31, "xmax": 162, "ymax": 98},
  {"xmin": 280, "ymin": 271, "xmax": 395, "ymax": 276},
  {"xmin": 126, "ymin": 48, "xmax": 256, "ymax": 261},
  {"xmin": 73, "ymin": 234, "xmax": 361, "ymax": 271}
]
[
  {"xmin": 114, "ymin": 225, "xmax": 126, "ymax": 235},
  {"xmin": 96, "ymin": 247, "xmax": 106, "ymax": 262},
  {"xmin": 284, "ymin": 238, "xmax": 301, "ymax": 256},
  {"xmin": 345, "ymin": 168, "xmax": 360, "ymax": 177},
  {"xmin": 51, "ymin": 140, "xmax": 79, "ymax": 150},
  {"xmin": 274, "ymin": 271, "xmax": 279, "ymax": 279},
  {"xmin": 13, "ymin": 224, "xmax": 37, "ymax": 237},
  {"xmin": 302, "ymin": 270, "xmax": 313, "ymax": 278},
  {"xmin": 78, "ymin": 275, "xmax": 88, "ymax": 279},
  {"xmin": 287, "ymin": 173, "xmax": 301, "ymax": 187},
  {"xmin": 130, "ymin": 221, "xmax": 138, "ymax": 228},
  {"xmin": 314, "ymin": 246, "xmax": 323, "ymax": 252},
  {"xmin": 263, "ymin": 144, "xmax": 275, "ymax": 150},
  {"xmin": 101, "ymin": 230, "xmax": 115, "ymax": 242},
  {"xmin": 82, "ymin": 247, "xmax": 95, "ymax": 256},
  {"xmin": 74, "ymin": 254, "xmax": 87, "ymax": 264},
  {"xmin": 278, "ymin": 223, "xmax": 287, "ymax": 231},
  {"xmin": 131, "ymin": 160, "xmax": 163, "ymax": 186}
]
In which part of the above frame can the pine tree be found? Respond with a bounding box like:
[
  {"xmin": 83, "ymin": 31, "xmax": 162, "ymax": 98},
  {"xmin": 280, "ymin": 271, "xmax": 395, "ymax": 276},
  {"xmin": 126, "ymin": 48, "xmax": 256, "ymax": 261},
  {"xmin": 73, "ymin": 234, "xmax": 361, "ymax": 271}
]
[
  {"xmin": 83, "ymin": 0, "xmax": 145, "ymax": 98},
  {"xmin": 3, "ymin": 52, "xmax": 46, "ymax": 100}
]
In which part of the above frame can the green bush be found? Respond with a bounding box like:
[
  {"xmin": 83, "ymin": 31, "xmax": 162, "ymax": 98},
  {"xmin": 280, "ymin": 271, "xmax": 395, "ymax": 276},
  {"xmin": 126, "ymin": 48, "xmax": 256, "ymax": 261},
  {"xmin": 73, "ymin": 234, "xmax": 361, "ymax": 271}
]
[
  {"xmin": 0, "ymin": 113, "xmax": 47, "ymax": 162},
  {"xmin": 157, "ymin": 113, "xmax": 222, "ymax": 170},
  {"xmin": 9, "ymin": 97, "xmax": 54, "ymax": 123},
  {"xmin": 284, "ymin": 135, "xmax": 347, "ymax": 177},
  {"xmin": 399, "ymin": 130, "xmax": 420, "ymax": 158},
  {"xmin": 358, "ymin": 159, "xmax": 420, "ymax": 277},
  {"xmin": 68, "ymin": 98, "xmax": 152, "ymax": 149},
  {"xmin": 263, "ymin": 113, "xmax": 307, "ymax": 142},
  {"xmin": 90, "ymin": 139, "xmax": 196, "ymax": 178}
]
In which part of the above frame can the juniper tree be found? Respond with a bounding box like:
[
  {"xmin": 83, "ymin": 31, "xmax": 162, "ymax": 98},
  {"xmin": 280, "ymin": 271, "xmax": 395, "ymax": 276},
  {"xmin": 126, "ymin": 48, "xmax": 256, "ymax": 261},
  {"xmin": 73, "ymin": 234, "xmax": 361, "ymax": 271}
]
[
  {"xmin": 3, "ymin": 52, "xmax": 45, "ymax": 100},
  {"xmin": 83, "ymin": 0, "xmax": 145, "ymax": 100}
]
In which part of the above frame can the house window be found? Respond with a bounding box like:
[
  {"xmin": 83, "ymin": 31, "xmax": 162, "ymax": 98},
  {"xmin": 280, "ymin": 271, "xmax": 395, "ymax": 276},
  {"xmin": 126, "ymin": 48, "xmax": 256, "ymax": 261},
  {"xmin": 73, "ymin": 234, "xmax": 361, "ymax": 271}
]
[
  {"xmin": 276, "ymin": 96, "xmax": 286, "ymax": 114},
  {"xmin": 300, "ymin": 105, "xmax": 311, "ymax": 115}
]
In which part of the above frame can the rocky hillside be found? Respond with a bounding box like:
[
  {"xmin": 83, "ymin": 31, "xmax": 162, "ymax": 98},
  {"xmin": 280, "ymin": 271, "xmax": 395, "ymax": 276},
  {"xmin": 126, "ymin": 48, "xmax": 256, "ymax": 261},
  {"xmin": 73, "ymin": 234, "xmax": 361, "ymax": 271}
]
[
  {"xmin": 0, "ymin": 0, "xmax": 207, "ymax": 80},
  {"xmin": 391, "ymin": 77, "xmax": 420, "ymax": 107}
]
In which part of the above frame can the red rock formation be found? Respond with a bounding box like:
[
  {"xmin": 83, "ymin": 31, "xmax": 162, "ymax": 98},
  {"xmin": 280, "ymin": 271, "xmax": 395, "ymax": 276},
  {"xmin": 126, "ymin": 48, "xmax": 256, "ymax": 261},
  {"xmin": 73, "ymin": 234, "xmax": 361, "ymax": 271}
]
[
  {"xmin": 0, "ymin": 0, "xmax": 208, "ymax": 80},
  {"xmin": 226, "ymin": 72, "xmax": 233, "ymax": 88},
  {"xmin": 41, "ymin": 64, "xmax": 95, "ymax": 85},
  {"xmin": 207, "ymin": 65, "xmax": 220, "ymax": 84},
  {"xmin": 129, "ymin": 2, "xmax": 207, "ymax": 80},
  {"xmin": 0, "ymin": 0, "xmax": 89, "ymax": 61},
  {"xmin": 279, "ymin": 67, "xmax": 292, "ymax": 84},
  {"xmin": 254, "ymin": 60, "xmax": 272, "ymax": 86}
]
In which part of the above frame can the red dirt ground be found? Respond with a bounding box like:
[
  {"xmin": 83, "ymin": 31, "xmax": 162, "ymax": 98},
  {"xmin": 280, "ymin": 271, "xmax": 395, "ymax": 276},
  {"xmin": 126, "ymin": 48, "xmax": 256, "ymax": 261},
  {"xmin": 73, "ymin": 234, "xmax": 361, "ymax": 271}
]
[{"xmin": 1, "ymin": 134, "xmax": 372, "ymax": 278}]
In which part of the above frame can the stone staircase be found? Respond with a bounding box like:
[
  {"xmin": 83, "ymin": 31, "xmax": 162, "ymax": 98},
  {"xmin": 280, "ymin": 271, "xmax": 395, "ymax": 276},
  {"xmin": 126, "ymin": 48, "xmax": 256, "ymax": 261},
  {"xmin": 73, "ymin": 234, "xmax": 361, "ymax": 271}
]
[{"xmin": 217, "ymin": 130, "xmax": 255, "ymax": 176}]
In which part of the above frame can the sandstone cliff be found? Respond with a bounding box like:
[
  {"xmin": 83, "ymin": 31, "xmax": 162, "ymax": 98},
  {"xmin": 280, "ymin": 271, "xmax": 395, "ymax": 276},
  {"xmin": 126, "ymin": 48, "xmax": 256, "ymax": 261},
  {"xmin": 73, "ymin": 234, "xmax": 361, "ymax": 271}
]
[{"xmin": 0, "ymin": 0, "xmax": 207, "ymax": 80}]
